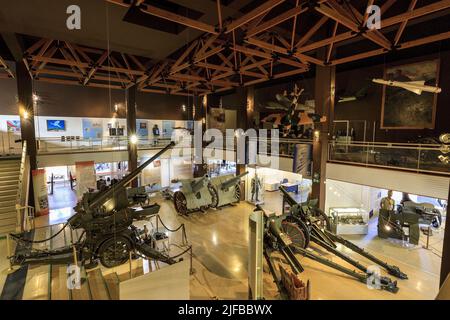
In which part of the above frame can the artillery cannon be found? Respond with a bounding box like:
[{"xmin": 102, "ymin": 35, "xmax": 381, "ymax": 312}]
[
  {"xmin": 273, "ymin": 186, "xmax": 408, "ymax": 293},
  {"xmin": 10, "ymin": 142, "xmax": 184, "ymax": 269},
  {"xmin": 209, "ymin": 172, "xmax": 248, "ymax": 208},
  {"xmin": 173, "ymin": 175, "xmax": 216, "ymax": 215}
]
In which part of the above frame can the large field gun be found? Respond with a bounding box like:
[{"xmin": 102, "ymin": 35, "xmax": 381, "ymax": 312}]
[
  {"xmin": 173, "ymin": 175, "xmax": 215, "ymax": 215},
  {"xmin": 275, "ymin": 186, "xmax": 408, "ymax": 293},
  {"xmin": 11, "ymin": 142, "xmax": 183, "ymax": 269},
  {"xmin": 209, "ymin": 172, "xmax": 248, "ymax": 208}
]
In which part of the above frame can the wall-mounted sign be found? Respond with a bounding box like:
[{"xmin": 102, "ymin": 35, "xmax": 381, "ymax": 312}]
[
  {"xmin": 75, "ymin": 161, "xmax": 96, "ymax": 198},
  {"xmin": 32, "ymin": 169, "xmax": 49, "ymax": 216}
]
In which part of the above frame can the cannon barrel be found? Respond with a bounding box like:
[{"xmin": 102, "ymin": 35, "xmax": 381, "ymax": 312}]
[
  {"xmin": 220, "ymin": 171, "xmax": 249, "ymax": 190},
  {"xmin": 88, "ymin": 141, "xmax": 175, "ymax": 210},
  {"xmin": 190, "ymin": 175, "xmax": 208, "ymax": 193},
  {"xmin": 279, "ymin": 186, "xmax": 299, "ymax": 207}
]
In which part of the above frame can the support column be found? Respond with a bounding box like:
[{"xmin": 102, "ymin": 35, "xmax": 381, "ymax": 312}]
[
  {"xmin": 126, "ymin": 84, "xmax": 138, "ymax": 187},
  {"xmin": 440, "ymin": 182, "xmax": 450, "ymax": 286},
  {"xmin": 16, "ymin": 60, "xmax": 37, "ymax": 170},
  {"xmin": 311, "ymin": 64, "xmax": 335, "ymax": 210},
  {"xmin": 16, "ymin": 60, "xmax": 37, "ymax": 207},
  {"xmin": 193, "ymin": 95, "xmax": 207, "ymax": 178}
]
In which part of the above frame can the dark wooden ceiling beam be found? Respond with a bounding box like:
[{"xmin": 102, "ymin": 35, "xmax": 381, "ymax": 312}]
[
  {"xmin": 226, "ymin": 0, "xmax": 286, "ymax": 33},
  {"xmin": 107, "ymin": 0, "xmax": 218, "ymax": 34}
]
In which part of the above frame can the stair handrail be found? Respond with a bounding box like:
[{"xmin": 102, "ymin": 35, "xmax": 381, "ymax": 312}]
[{"xmin": 15, "ymin": 140, "xmax": 31, "ymax": 232}]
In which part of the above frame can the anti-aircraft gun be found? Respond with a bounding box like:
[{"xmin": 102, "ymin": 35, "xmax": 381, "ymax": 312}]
[
  {"xmin": 173, "ymin": 175, "xmax": 215, "ymax": 215},
  {"xmin": 11, "ymin": 142, "xmax": 180, "ymax": 269},
  {"xmin": 209, "ymin": 172, "xmax": 248, "ymax": 208},
  {"xmin": 274, "ymin": 186, "xmax": 408, "ymax": 293}
]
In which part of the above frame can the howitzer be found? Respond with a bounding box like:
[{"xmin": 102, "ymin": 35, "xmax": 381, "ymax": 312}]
[
  {"xmin": 209, "ymin": 172, "xmax": 248, "ymax": 208},
  {"xmin": 11, "ymin": 142, "xmax": 184, "ymax": 269},
  {"xmin": 276, "ymin": 186, "xmax": 407, "ymax": 292},
  {"xmin": 190, "ymin": 175, "xmax": 208, "ymax": 194},
  {"xmin": 173, "ymin": 175, "xmax": 215, "ymax": 215},
  {"xmin": 220, "ymin": 172, "xmax": 248, "ymax": 191}
]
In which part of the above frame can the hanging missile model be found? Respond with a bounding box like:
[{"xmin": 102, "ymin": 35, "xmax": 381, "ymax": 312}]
[{"xmin": 372, "ymin": 78, "xmax": 441, "ymax": 95}]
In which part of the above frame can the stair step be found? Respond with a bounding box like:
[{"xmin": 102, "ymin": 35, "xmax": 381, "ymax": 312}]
[
  {"xmin": 70, "ymin": 268, "xmax": 92, "ymax": 300},
  {"xmin": 0, "ymin": 180, "xmax": 19, "ymax": 186},
  {"xmin": 86, "ymin": 268, "xmax": 110, "ymax": 300},
  {"xmin": 0, "ymin": 206, "xmax": 15, "ymax": 214},
  {"xmin": 103, "ymin": 273, "xmax": 120, "ymax": 300},
  {"xmin": 0, "ymin": 216, "xmax": 16, "ymax": 227},
  {"xmin": 50, "ymin": 265, "xmax": 71, "ymax": 300},
  {"xmin": 0, "ymin": 175, "xmax": 19, "ymax": 181},
  {"xmin": 0, "ymin": 168, "xmax": 20, "ymax": 174},
  {"xmin": 0, "ymin": 223, "xmax": 16, "ymax": 235},
  {"xmin": 0, "ymin": 194, "xmax": 16, "ymax": 201},
  {"xmin": 0, "ymin": 189, "xmax": 16, "ymax": 196},
  {"xmin": 0, "ymin": 200, "xmax": 15, "ymax": 206}
]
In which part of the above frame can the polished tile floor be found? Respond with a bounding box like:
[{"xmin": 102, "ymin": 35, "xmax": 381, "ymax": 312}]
[{"xmin": 0, "ymin": 187, "xmax": 444, "ymax": 300}]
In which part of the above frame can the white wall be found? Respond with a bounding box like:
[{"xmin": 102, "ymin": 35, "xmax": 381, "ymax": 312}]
[
  {"xmin": 326, "ymin": 163, "xmax": 449, "ymax": 200},
  {"xmin": 325, "ymin": 179, "xmax": 371, "ymax": 215}
]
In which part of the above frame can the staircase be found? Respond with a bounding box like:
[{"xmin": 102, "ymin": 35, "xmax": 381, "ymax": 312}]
[{"xmin": 0, "ymin": 158, "xmax": 21, "ymax": 236}]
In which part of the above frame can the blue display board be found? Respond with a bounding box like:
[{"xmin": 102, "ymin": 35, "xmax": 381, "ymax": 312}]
[
  {"xmin": 46, "ymin": 120, "xmax": 66, "ymax": 131},
  {"xmin": 82, "ymin": 119, "xmax": 103, "ymax": 139}
]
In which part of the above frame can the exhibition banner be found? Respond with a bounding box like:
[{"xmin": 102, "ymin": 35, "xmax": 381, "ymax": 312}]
[
  {"xmin": 137, "ymin": 120, "xmax": 149, "ymax": 138},
  {"xmin": 32, "ymin": 169, "xmax": 49, "ymax": 216},
  {"xmin": 76, "ymin": 161, "xmax": 96, "ymax": 198}
]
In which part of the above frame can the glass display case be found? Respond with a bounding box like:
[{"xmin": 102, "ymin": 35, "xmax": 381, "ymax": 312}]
[{"xmin": 329, "ymin": 207, "xmax": 369, "ymax": 235}]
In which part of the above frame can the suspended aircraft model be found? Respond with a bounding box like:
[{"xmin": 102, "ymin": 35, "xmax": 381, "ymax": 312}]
[
  {"xmin": 261, "ymin": 84, "xmax": 325, "ymax": 135},
  {"xmin": 372, "ymin": 78, "xmax": 442, "ymax": 95}
]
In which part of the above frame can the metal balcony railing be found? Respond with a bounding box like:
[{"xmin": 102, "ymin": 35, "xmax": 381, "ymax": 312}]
[{"xmin": 328, "ymin": 140, "xmax": 449, "ymax": 176}]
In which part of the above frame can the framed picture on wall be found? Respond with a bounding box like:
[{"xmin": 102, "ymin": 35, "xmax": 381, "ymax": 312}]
[
  {"xmin": 380, "ymin": 59, "xmax": 439, "ymax": 129},
  {"xmin": 6, "ymin": 120, "xmax": 21, "ymax": 132},
  {"xmin": 46, "ymin": 120, "xmax": 66, "ymax": 131}
]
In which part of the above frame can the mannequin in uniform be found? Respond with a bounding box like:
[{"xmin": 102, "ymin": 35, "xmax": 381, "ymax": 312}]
[{"xmin": 380, "ymin": 190, "xmax": 395, "ymax": 211}]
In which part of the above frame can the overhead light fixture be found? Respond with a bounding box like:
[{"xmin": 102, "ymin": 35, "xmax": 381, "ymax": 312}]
[
  {"xmin": 384, "ymin": 225, "xmax": 392, "ymax": 231},
  {"xmin": 23, "ymin": 110, "xmax": 29, "ymax": 119},
  {"xmin": 32, "ymin": 93, "xmax": 39, "ymax": 102},
  {"xmin": 182, "ymin": 104, "xmax": 186, "ymax": 112},
  {"xmin": 130, "ymin": 134, "xmax": 138, "ymax": 145}
]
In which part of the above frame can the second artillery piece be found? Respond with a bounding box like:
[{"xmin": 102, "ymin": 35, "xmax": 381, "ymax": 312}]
[
  {"xmin": 173, "ymin": 175, "xmax": 216, "ymax": 215},
  {"xmin": 209, "ymin": 172, "xmax": 248, "ymax": 208}
]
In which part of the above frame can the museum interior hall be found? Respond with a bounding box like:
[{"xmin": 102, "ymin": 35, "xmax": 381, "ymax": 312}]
[{"xmin": 0, "ymin": 0, "xmax": 449, "ymax": 301}]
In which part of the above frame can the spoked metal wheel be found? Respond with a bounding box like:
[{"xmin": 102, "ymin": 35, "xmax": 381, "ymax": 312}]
[
  {"xmin": 234, "ymin": 184, "xmax": 241, "ymax": 203},
  {"xmin": 174, "ymin": 191, "xmax": 188, "ymax": 215},
  {"xmin": 98, "ymin": 237, "xmax": 132, "ymax": 268},
  {"xmin": 282, "ymin": 220, "xmax": 307, "ymax": 250},
  {"xmin": 209, "ymin": 185, "xmax": 219, "ymax": 208}
]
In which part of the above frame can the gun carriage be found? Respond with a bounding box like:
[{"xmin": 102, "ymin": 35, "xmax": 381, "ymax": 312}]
[
  {"xmin": 262, "ymin": 187, "xmax": 409, "ymax": 294},
  {"xmin": 209, "ymin": 172, "xmax": 248, "ymax": 208},
  {"xmin": 173, "ymin": 175, "xmax": 216, "ymax": 215},
  {"xmin": 10, "ymin": 142, "xmax": 185, "ymax": 269}
]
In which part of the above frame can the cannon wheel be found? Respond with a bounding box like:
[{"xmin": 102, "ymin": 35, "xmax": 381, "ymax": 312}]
[
  {"xmin": 283, "ymin": 215, "xmax": 310, "ymax": 249},
  {"xmin": 234, "ymin": 184, "xmax": 241, "ymax": 202},
  {"xmin": 98, "ymin": 236, "xmax": 132, "ymax": 268},
  {"xmin": 282, "ymin": 220, "xmax": 307, "ymax": 250},
  {"xmin": 209, "ymin": 185, "xmax": 219, "ymax": 208},
  {"xmin": 174, "ymin": 191, "xmax": 188, "ymax": 215}
]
